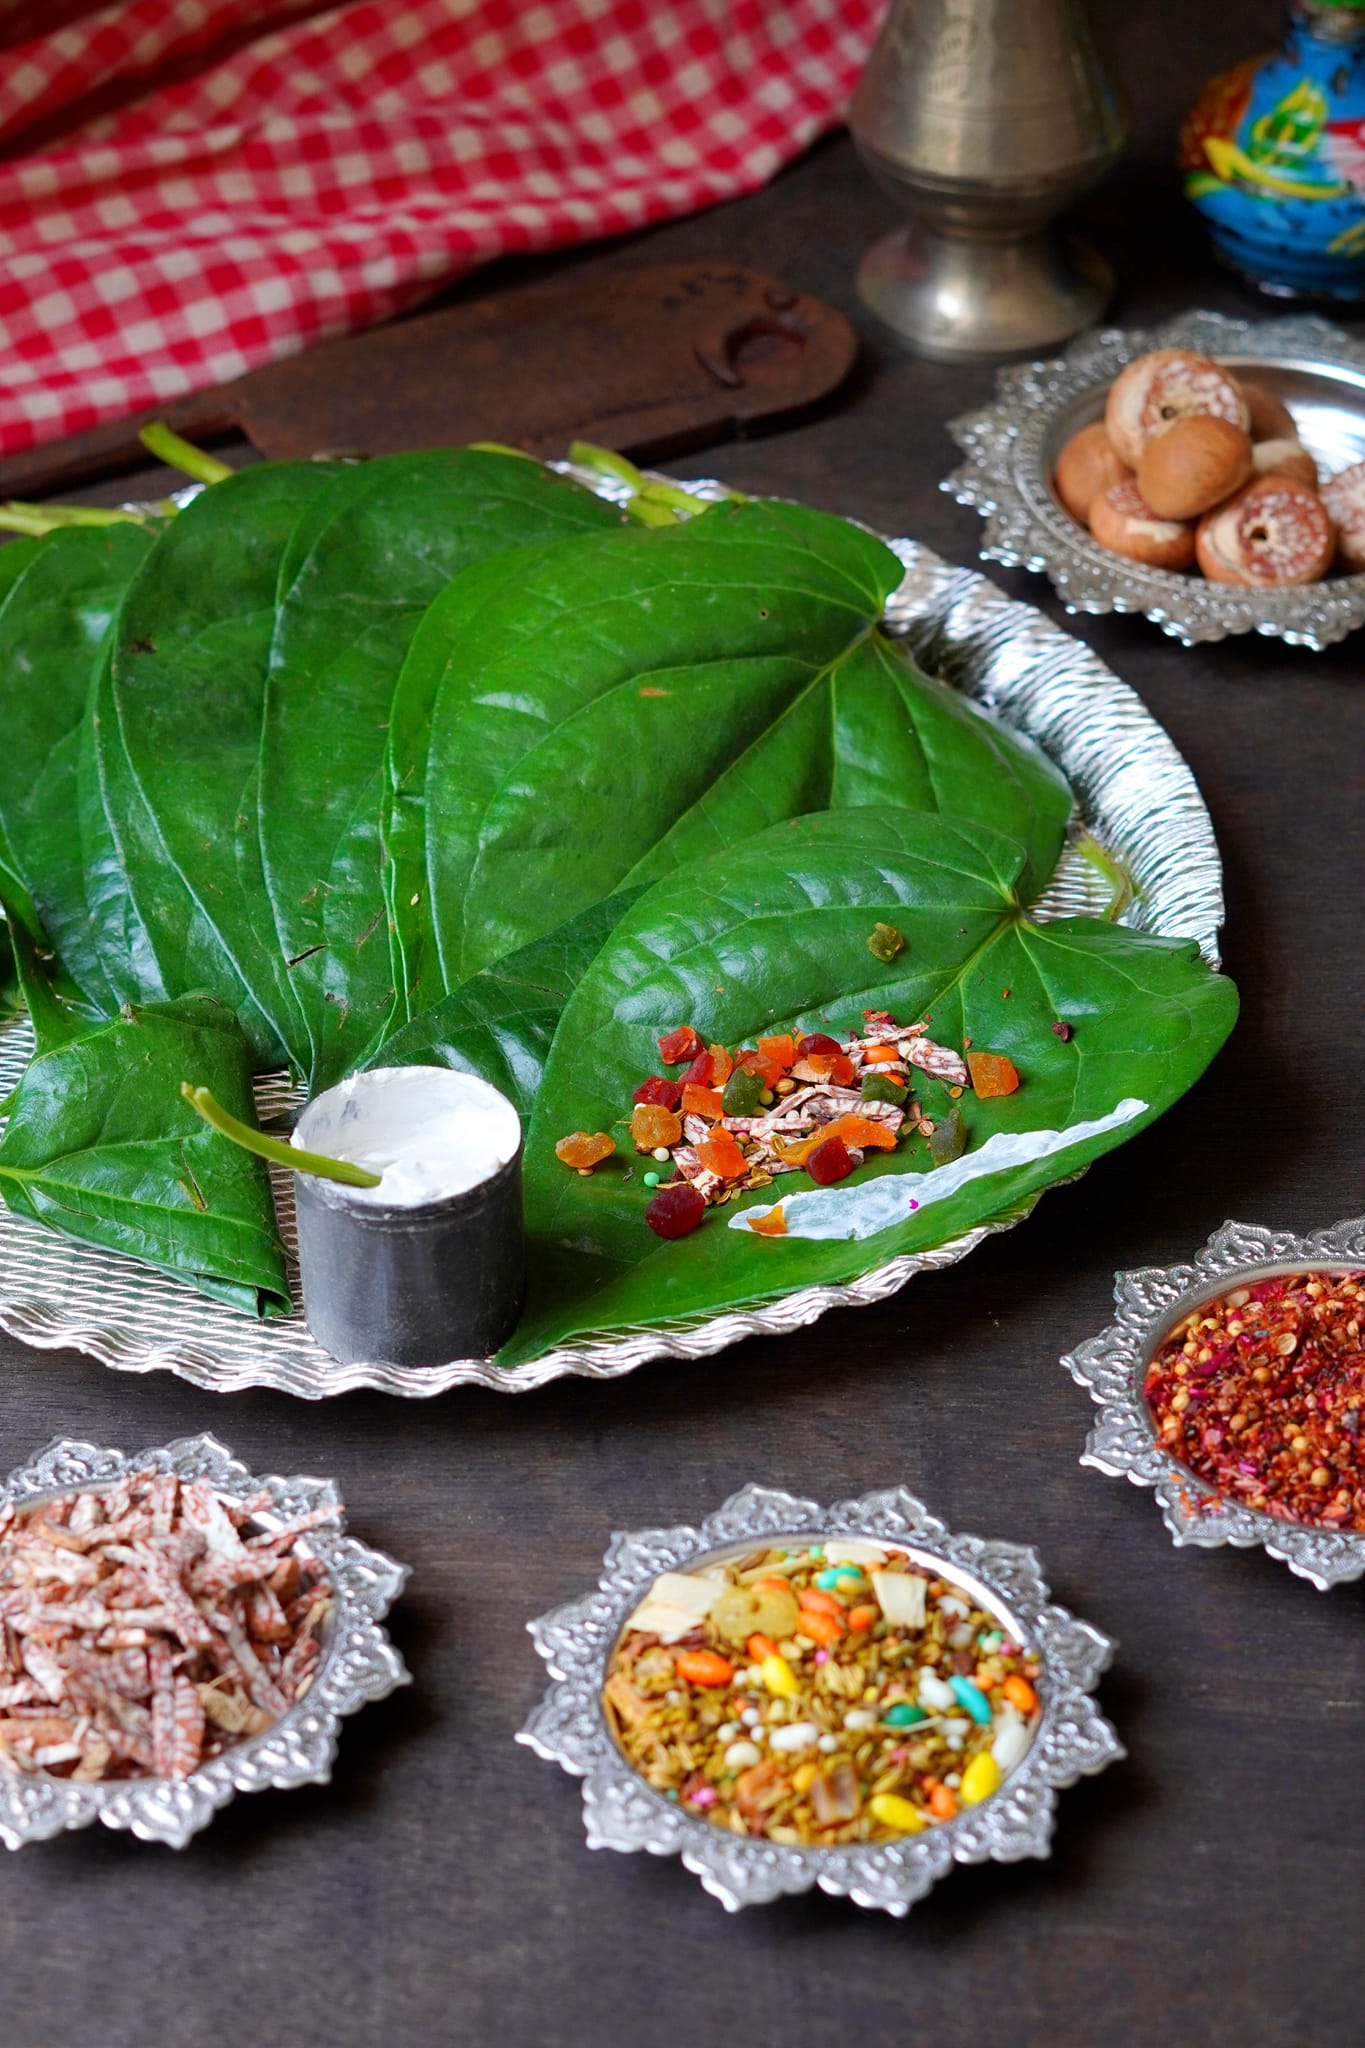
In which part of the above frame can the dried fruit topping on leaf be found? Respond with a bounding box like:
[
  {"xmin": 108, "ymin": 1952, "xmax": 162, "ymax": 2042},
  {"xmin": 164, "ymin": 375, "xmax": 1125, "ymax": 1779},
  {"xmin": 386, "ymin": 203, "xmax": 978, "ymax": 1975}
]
[
  {"xmin": 966, "ymin": 1050, "xmax": 1020, "ymax": 1099},
  {"xmin": 554, "ymin": 1131, "xmax": 616, "ymax": 1171}
]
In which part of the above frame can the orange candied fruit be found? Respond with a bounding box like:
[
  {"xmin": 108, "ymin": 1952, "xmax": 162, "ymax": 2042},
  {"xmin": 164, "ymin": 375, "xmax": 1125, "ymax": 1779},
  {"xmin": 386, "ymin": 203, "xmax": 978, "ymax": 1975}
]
[
  {"xmin": 756, "ymin": 1033, "xmax": 796, "ymax": 1071},
  {"xmin": 706, "ymin": 1043, "xmax": 734, "ymax": 1087},
  {"xmin": 804, "ymin": 1050, "xmax": 855, "ymax": 1087},
  {"xmin": 696, "ymin": 1128, "xmax": 747, "ymax": 1180},
  {"xmin": 554, "ymin": 1130, "xmax": 616, "ymax": 1172},
  {"xmin": 735, "ymin": 1048, "xmax": 783, "ymax": 1087},
  {"xmin": 967, "ymin": 1050, "xmax": 1020, "ymax": 1099},
  {"xmin": 681, "ymin": 1083, "xmax": 724, "ymax": 1121},
  {"xmin": 630, "ymin": 1102, "xmax": 682, "ymax": 1151},
  {"xmin": 747, "ymin": 1204, "xmax": 787, "ymax": 1236}
]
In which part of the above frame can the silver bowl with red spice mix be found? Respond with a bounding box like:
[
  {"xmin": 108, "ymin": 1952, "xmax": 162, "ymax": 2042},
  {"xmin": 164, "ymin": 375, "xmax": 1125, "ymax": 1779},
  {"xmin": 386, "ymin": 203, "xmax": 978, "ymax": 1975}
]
[
  {"xmin": 1064, "ymin": 1216, "xmax": 1365, "ymax": 1588},
  {"xmin": 518, "ymin": 1484, "xmax": 1122, "ymax": 1913},
  {"xmin": 0, "ymin": 1432, "xmax": 409, "ymax": 1847}
]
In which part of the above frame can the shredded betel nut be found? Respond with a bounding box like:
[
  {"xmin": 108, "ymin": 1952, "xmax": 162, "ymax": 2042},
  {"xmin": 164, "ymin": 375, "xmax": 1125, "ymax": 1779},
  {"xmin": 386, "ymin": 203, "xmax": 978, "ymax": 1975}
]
[
  {"xmin": 602, "ymin": 1541, "xmax": 1041, "ymax": 1844},
  {"xmin": 0, "ymin": 1469, "xmax": 336, "ymax": 1781}
]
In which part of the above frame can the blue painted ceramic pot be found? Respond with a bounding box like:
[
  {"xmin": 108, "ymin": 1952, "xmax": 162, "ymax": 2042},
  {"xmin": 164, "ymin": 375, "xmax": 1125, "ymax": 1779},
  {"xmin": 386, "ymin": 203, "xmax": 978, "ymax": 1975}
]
[{"xmin": 1182, "ymin": 1, "xmax": 1365, "ymax": 300}]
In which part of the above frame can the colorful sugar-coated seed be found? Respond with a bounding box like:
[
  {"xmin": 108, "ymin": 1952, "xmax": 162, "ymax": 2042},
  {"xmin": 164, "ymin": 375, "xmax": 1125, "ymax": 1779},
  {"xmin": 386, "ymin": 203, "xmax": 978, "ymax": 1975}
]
[
  {"xmin": 869, "ymin": 1793, "xmax": 926, "ymax": 1833},
  {"xmin": 960, "ymin": 1752, "xmax": 1001, "ymax": 1806},
  {"xmin": 882, "ymin": 1701, "xmax": 927, "ymax": 1727},
  {"xmin": 760, "ymin": 1653, "xmax": 801, "ymax": 1698},
  {"xmin": 949, "ymin": 1676, "xmax": 992, "ymax": 1724}
]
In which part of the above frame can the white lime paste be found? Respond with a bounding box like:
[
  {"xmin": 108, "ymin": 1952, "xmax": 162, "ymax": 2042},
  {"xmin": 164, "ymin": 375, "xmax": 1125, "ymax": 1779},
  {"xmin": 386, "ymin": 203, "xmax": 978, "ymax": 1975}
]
[
  {"xmin": 727, "ymin": 1097, "xmax": 1148, "ymax": 1242},
  {"xmin": 292, "ymin": 1065, "xmax": 520, "ymax": 1209}
]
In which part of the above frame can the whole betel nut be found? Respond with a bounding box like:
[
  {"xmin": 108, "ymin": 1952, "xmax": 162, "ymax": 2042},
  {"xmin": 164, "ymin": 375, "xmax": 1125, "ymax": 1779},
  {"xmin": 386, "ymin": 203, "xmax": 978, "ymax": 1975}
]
[
  {"xmin": 1106, "ymin": 348, "xmax": 1249, "ymax": 468},
  {"xmin": 1196, "ymin": 476, "xmax": 1335, "ymax": 587},
  {"xmin": 1250, "ymin": 438, "xmax": 1318, "ymax": 492},
  {"xmin": 1321, "ymin": 461, "xmax": 1365, "ymax": 571},
  {"xmin": 1237, "ymin": 377, "xmax": 1297, "ymax": 444},
  {"xmin": 1090, "ymin": 477, "xmax": 1197, "ymax": 571},
  {"xmin": 1054, "ymin": 421, "xmax": 1131, "ymax": 524},
  {"xmin": 1136, "ymin": 414, "xmax": 1253, "ymax": 521}
]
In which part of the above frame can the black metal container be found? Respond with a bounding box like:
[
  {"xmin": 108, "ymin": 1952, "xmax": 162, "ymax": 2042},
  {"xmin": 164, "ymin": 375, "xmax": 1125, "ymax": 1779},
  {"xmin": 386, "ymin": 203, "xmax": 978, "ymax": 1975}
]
[{"xmin": 291, "ymin": 1067, "xmax": 525, "ymax": 1368}]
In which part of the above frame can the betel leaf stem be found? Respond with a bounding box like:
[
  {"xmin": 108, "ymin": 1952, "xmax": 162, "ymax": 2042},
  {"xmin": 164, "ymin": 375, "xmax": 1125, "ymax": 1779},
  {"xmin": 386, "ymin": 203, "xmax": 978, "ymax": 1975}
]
[
  {"xmin": 137, "ymin": 423, "xmax": 235, "ymax": 486},
  {"xmin": 566, "ymin": 440, "xmax": 730, "ymax": 523},
  {"xmin": 1073, "ymin": 832, "xmax": 1134, "ymax": 922},
  {"xmin": 0, "ymin": 501, "xmax": 151, "ymax": 536},
  {"xmin": 180, "ymin": 1083, "xmax": 383, "ymax": 1188}
]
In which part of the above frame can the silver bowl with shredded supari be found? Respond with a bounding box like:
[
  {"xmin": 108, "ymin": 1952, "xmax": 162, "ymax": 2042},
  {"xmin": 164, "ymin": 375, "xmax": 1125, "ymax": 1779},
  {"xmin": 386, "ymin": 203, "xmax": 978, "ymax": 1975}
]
[
  {"xmin": 0, "ymin": 1433, "xmax": 409, "ymax": 1848},
  {"xmin": 518, "ymin": 1483, "xmax": 1122, "ymax": 1914}
]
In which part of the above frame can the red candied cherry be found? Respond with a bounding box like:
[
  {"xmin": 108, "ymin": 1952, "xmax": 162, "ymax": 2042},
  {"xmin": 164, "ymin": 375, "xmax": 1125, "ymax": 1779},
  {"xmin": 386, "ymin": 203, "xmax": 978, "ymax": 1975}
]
[
  {"xmin": 807, "ymin": 1135, "xmax": 856, "ymax": 1185},
  {"xmin": 632, "ymin": 1075, "xmax": 682, "ymax": 1110},
  {"xmin": 796, "ymin": 1032, "xmax": 843, "ymax": 1058},
  {"xmin": 645, "ymin": 1182, "xmax": 707, "ymax": 1239}
]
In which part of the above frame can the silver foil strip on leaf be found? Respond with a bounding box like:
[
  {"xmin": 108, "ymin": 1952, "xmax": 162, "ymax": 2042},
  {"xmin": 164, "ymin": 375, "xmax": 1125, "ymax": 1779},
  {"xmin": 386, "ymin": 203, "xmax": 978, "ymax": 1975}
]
[
  {"xmin": 1063, "ymin": 1216, "xmax": 1365, "ymax": 1589},
  {"xmin": 517, "ymin": 1483, "xmax": 1123, "ymax": 1914},
  {"xmin": 0, "ymin": 1433, "xmax": 409, "ymax": 1848}
]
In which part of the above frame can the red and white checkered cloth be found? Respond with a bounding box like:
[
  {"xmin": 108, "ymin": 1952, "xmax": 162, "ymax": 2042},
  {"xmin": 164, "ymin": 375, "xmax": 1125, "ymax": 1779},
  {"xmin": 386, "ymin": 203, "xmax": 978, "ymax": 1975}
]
[{"xmin": 0, "ymin": 0, "xmax": 883, "ymax": 458}]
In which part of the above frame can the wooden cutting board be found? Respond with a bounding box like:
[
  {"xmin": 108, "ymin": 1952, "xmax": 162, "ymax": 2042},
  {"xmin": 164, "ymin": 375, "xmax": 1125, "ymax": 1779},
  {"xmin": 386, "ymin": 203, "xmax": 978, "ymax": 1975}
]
[{"xmin": 0, "ymin": 263, "xmax": 858, "ymax": 499}]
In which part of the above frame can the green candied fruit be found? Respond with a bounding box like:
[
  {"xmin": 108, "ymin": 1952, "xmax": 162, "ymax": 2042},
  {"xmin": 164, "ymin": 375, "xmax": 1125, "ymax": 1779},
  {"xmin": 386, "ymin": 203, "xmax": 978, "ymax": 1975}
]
[
  {"xmin": 861, "ymin": 1072, "xmax": 907, "ymax": 1106},
  {"xmin": 866, "ymin": 922, "xmax": 905, "ymax": 964},
  {"xmin": 926, "ymin": 1104, "xmax": 966, "ymax": 1166},
  {"xmin": 721, "ymin": 1065, "xmax": 765, "ymax": 1117}
]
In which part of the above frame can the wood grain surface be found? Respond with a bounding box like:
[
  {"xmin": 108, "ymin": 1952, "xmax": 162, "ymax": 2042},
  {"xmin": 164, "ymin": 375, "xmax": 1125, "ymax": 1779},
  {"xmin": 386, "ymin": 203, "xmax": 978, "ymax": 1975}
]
[{"xmin": 1, "ymin": 4, "xmax": 1360, "ymax": 2045}]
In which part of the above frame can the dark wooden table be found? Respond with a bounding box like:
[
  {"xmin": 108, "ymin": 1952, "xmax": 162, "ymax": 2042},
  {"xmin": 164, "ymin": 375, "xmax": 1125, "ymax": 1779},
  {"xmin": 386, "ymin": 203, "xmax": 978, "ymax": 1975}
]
[{"xmin": 2, "ymin": 4, "xmax": 1362, "ymax": 2044}]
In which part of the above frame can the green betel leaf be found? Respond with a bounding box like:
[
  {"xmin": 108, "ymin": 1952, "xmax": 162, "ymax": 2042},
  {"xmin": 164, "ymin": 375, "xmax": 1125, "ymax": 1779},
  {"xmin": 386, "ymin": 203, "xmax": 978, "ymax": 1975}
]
[
  {"xmin": 372, "ymin": 887, "xmax": 644, "ymax": 1120},
  {"xmin": 383, "ymin": 499, "xmax": 1072, "ymax": 1005},
  {"xmin": 258, "ymin": 450, "xmax": 623, "ymax": 1088},
  {"xmin": 105, "ymin": 462, "xmax": 343, "ymax": 1069},
  {"xmin": 498, "ymin": 808, "xmax": 1237, "ymax": 1363},
  {"xmin": 0, "ymin": 526, "xmax": 154, "ymax": 1006},
  {"xmin": 0, "ymin": 994, "xmax": 290, "ymax": 1316}
]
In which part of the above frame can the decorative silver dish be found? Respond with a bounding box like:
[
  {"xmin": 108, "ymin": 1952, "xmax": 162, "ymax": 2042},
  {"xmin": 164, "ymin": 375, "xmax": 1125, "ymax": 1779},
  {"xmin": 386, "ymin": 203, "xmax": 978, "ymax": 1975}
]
[
  {"xmin": 0, "ymin": 473, "xmax": 1223, "ymax": 1397},
  {"xmin": 1064, "ymin": 1216, "xmax": 1365, "ymax": 1590},
  {"xmin": 517, "ymin": 1483, "xmax": 1122, "ymax": 1914},
  {"xmin": 0, "ymin": 1433, "xmax": 409, "ymax": 1848},
  {"xmin": 944, "ymin": 308, "xmax": 1365, "ymax": 649}
]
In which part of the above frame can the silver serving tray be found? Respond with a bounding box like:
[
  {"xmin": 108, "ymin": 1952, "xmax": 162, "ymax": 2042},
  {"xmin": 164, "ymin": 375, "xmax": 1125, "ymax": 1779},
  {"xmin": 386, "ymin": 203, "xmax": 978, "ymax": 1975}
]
[
  {"xmin": 944, "ymin": 309, "xmax": 1365, "ymax": 649},
  {"xmin": 518, "ymin": 1483, "xmax": 1122, "ymax": 1914},
  {"xmin": 0, "ymin": 477, "xmax": 1224, "ymax": 1397},
  {"xmin": 0, "ymin": 1433, "xmax": 409, "ymax": 1848},
  {"xmin": 1063, "ymin": 1217, "xmax": 1365, "ymax": 1589}
]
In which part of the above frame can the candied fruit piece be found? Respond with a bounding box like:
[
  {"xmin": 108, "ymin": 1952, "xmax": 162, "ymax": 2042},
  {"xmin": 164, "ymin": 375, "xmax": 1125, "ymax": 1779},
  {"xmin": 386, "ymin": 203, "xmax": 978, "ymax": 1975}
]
[
  {"xmin": 555, "ymin": 1131, "xmax": 616, "ymax": 1171},
  {"xmin": 861, "ymin": 1073, "xmax": 906, "ymax": 1105},
  {"xmin": 657, "ymin": 1025, "xmax": 701, "ymax": 1064},
  {"xmin": 757, "ymin": 1033, "xmax": 796, "ymax": 1070},
  {"xmin": 927, "ymin": 1105, "xmax": 966, "ymax": 1165},
  {"xmin": 630, "ymin": 1102, "xmax": 682, "ymax": 1151},
  {"xmin": 721, "ymin": 1066, "xmax": 765, "ymax": 1117},
  {"xmin": 696, "ymin": 1129, "xmax": 747, "ymax": 1179},
  {"xmin": 632, "ymin": 1075, "xmax": 682, "ymax": 1110},
  {"xmin": 967, "ymin": 1050, "xmax": 1020, "ymax": 1099},
  {"xmin": 807, "ymin": 1134, "xmax": 857, "ymax": 1184},
  {"xmin": 645, "ymin": 1182, "xmax": 706, "ymax": 1238},
  {"xmin": 679, "ymin": 1050, "xmax": 715, "ymax": 1088},
  {"xmin": 805, "ymin": 1050, "xmax": 855, "ymax": 1087},
  {"xmin": 747, "ymin": 1204, "xmax": 788, "ymax": 1237},
  {"xmin": 824, "ymin": 1114, "xmax": 897, "ymax": 1152},
  {"xmin": 862, "ymin": 1043, "xmax": 902, "ymax": 1065},
  {"xmin": 796, "ymin": 1032, "xmax": 842, "ymax": 1058},
  {"xmin": 707, "ymin": 1043, "xmax": 734, "ymax": 1087},
  {"xmin": 682, "ymin": 1082, "xmax": 723, "ymax": 1120},
  {"xmin": 735, "ymin": 1048, "xmax": 782, "ymax": 1087},
  {"xmin": 866, "ymin": 921, "xmax": 905, "ymax": 963}
]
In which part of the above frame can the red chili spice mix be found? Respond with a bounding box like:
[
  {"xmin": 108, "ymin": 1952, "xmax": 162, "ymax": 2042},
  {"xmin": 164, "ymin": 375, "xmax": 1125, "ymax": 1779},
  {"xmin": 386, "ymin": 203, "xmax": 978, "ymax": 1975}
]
[{"xmin": 1144, "ymin": 1271, "xmax": 1365, "ymax": 1529}]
